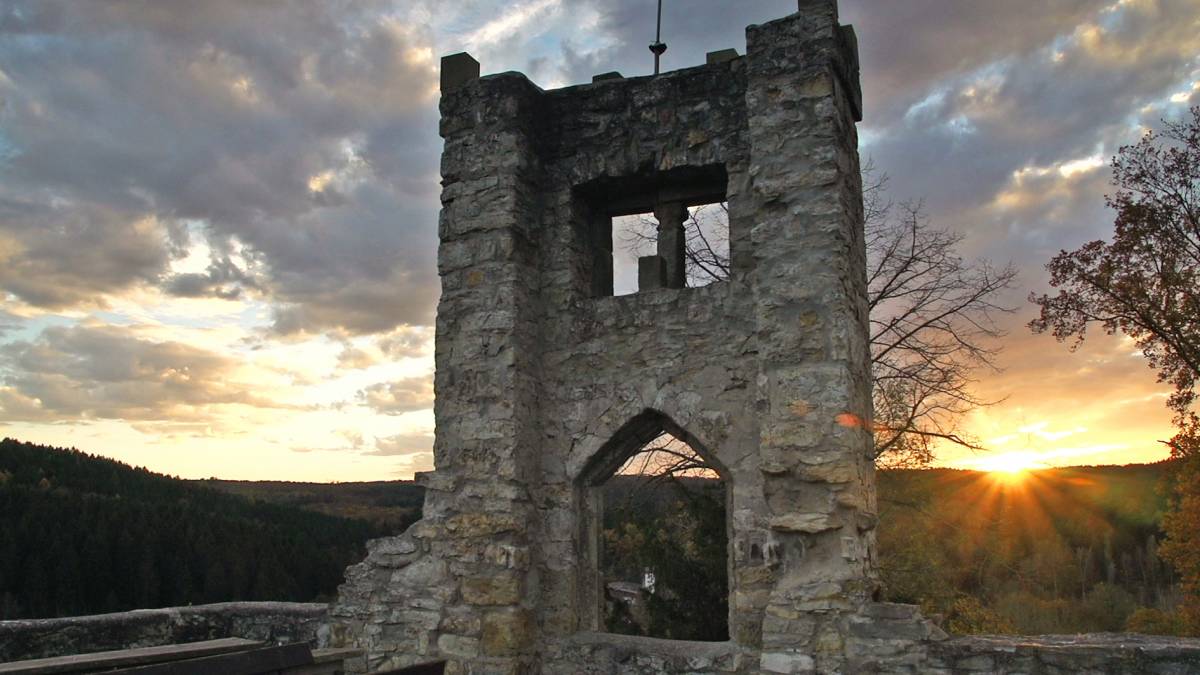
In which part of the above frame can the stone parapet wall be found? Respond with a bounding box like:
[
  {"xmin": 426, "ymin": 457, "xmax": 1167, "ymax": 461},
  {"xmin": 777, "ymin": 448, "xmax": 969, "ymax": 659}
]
[
  {"xmin": 928, "ymin": 634, "xmax": 1200, "ymax": 675},
  {"xmin": 0, "ymin": 602, "xmax": 328, "ymax": 663}
]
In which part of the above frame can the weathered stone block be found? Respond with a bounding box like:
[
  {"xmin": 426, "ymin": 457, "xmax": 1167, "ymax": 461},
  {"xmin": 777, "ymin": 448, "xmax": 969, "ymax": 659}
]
[
  {"xmin": 481, "ymin": 610, "xmax": 532, "ymax": 657},
  {"xmin": 461, "ymin": 575, "xmax": 521, "ymax": 606},
  {"xmin": 769, "ymin": 512, "xmax": 838, "ymax": 533},
  {"xmin": 437, "ymin": 633, "xmax": 480, "ymax": 658},
  {"xmin": 444, "ymin": 512, "xmax": 523, "ymax": 537},
  {"xmin": 760, "ymin": 651, "xmax": 816, "ymax": 674},
  {"xmin": 440, "ymin": 52, "xmax": 480, "ymax": 92},
  {"xmin": 707, "ymin": 48, "xmax": 740, "ymax": 65}
]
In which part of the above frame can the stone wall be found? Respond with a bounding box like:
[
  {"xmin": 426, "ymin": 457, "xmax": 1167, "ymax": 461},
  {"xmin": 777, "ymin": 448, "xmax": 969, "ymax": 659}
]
[
  {"xmin": 0, "ymin": 602, "xmax": 328, "ymax": 662},
  {"xmin": 328, "ymin": 0, "xmax": 904, "ymax": 672},
  {"xmin": 928, "ymin": 634, "xmax": 1200, "ymax": 675}
]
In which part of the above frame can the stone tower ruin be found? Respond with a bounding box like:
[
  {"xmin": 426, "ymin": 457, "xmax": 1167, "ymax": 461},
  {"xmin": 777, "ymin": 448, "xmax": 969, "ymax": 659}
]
[{"xmin": 330, "ymin": 2, "xmax": 943, "ymax": 672}]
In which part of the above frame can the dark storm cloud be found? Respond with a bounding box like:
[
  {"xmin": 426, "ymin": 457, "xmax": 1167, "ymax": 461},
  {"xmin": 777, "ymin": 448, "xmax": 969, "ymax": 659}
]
[
  {"xmin": 0, "ymin": 323, "xmax": 281, "ymax": 423},
  {"xmin": 0, "ymin": 0, "xmax": 441, "ymax": 332}
]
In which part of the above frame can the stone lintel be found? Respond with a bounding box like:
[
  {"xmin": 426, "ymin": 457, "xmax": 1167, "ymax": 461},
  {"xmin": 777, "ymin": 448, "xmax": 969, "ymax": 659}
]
[
  {"xmin": 706, "ymin": 49, "xmax": 739, "ymax": 65},
  {"xmin": 441, "ymin": 52, "xmax": 480, "ymax": 92}
]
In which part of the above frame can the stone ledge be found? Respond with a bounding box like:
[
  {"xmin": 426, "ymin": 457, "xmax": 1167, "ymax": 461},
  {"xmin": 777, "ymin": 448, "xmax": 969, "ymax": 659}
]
[
  {"xmin": 931, "ymin": 633, "xmax": 1200, "ymax": 674},
  {"xmin": 546, "ymin": 633, "xmax": 751, "ymax": 673},
  {"xmin": 564, "ymin": 631, "xmax": 742, "ymax": 658},
  {"xmin": 0, "ymin": 602, "xmax": 329, "ymax": 662}
]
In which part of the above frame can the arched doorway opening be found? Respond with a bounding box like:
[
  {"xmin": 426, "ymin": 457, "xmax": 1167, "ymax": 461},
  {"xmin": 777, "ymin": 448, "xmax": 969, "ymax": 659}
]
[{"xmin": 578, "ymin": 411, "xmax": 729, "ymax": 641}]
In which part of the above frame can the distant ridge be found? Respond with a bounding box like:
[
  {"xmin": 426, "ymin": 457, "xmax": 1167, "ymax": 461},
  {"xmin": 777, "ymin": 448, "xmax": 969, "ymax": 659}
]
[{"xmin": 196, "ymin": 478, "xmax": 423, "ymax": 532}]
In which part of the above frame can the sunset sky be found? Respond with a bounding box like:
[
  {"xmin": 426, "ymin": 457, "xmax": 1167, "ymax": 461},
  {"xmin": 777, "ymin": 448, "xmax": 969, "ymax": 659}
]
[{"xmin": 1, "ymin": 0, "xmax": 1198, "ymax": 481}]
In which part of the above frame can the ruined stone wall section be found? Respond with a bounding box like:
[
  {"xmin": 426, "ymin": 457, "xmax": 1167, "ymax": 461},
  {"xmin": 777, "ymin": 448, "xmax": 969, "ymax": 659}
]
[
  {"xmin": 331, "ymin": 74, "xmax": 548, "ymax": 675},
  {"xmin": 0, "ymin": 602, "xmax": 328, "ymax": 663},
  {"xmin": 741, "ymin": 5, "xmax": 881, "ymax": 673},
  {"xmin": 330, "ymin": 1, "xmax": 931, "ymax": 673}
]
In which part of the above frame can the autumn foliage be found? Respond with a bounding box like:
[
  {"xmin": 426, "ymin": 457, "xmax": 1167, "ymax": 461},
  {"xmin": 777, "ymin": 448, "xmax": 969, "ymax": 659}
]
[
  {"xmin": 1160, "ymin": 421, "xmax": 1200, "ymax": 634},
  {"xmin": 1032, "ymin": 106, "xmax": 1200, "ymax": 635}
]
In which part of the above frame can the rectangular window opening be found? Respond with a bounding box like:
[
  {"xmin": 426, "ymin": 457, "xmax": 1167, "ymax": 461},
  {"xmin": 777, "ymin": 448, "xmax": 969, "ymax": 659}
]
[
  {"xmin": 606, "ymin": 202, "xmax": 729, "ymax": 297},
  {"xmin": 683, "ymin": 202, "xmax": 729, "ymax": 289},
  {"xmin": 575, "ymin": 164, "xmax": 729, "ymax": 298},
  {"xmin": 612, "ymin": 212, "xmax": 658, "ymax": 297}
]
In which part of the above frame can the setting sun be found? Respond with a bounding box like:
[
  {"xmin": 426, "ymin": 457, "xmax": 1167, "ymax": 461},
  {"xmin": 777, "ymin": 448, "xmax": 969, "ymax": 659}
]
[{"xmin": 970, "ymin": 451, "xmax": 1049, "ymax": 476}]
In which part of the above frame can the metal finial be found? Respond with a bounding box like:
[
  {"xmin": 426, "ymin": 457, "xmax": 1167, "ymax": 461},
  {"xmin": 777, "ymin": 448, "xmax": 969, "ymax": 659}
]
[{"xmin": 649, "ymin": 0, "xmax": 667, "ymax": 75}]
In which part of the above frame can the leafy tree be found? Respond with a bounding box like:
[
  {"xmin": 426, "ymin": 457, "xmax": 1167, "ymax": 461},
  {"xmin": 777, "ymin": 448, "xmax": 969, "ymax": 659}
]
[
  {"xmin": 1126, "ymin": 607, "xmax": 1189, "ymax": 636},
  {"xmin": 1031, "ymin": 107, "xmax": 1200, "ymax": 419},
  {"xmin": 624, "ymin": 167, "xmax": 1017, "ymax": 467},
  {"xmin": 1160, "ymin": 420, "xmax": 1200, "ymax": 634},
  {"xmin": 1030, "ymin": 106, "xmax": 1200, "ymax": 634},
  {"xmin": 945, "ymin": 595, "xmax": 1016, "ymax": 635}
]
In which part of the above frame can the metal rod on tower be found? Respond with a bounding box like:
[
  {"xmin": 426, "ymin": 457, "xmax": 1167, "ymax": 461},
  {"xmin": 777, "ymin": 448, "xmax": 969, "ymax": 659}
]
[{"xmin": 649, "ymin": 0, "xmax": 667, "ymax": 75}]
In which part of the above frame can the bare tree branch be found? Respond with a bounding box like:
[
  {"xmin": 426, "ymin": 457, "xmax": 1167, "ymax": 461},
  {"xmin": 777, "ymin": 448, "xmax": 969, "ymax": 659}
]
[{"xmin": 623, "ymin": 162, "xmax": 1016, "ymax": 468}]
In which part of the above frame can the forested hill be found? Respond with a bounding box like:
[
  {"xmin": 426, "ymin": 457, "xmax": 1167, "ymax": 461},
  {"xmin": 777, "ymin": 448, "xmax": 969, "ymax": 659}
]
[
  {"xmin": 0, "ymin": 438, "xmax": 383, "ymax": 620},
  {"xmin": 1, "ymin": 436, "xmax": 1182, "ymax": 635},
  {"xmin": 879, "ymin": 462, "xmax": 1182, "ymax": 635},
  {"xmin": 197, "ymin": 479, "xmax": 423, "ymax": 533}
]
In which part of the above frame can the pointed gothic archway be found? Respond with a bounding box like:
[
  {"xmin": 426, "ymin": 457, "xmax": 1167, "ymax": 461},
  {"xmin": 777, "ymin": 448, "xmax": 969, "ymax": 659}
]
[{"xmin": 576, "ymin": 409, "xmax": 731, "ymax": 641}]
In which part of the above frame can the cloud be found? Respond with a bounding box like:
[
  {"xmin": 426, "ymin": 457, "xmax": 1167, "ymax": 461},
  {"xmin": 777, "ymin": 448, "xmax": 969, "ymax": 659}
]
[
  {"xmin": 0, "ymin": 323, "xmax": 283, "ymax": 423},
  {"xmin": 0, "ymin": 309, "xmax": 23, "ymax": 338},
  {"xmin": 371, "ymin": 431, "xmax": 434, "ymax": 457},
  {"xmin": 862, "ymin": 0, "xmax": 1200, "ymax": 241},
  {"xmin": 0, "ymin": 0, "xmax": 441, "ymax": 333},
  {"xmin": 377, "ymin": 326, "xmax": 435, "ymax": 359},
  {"xmin": 357, "ymin": 375, "xmax": 434, "ymax": 415},
  {"xmin": 336, "ymin": 346, "xmax": 379, "ymax": 372},
  {"xmin": 0, "ymin": 200, "xmax": 173, "ymax": 309},
  {"xmin": 1, "ymin": 0, "xmax": 1194, "ymax": 478},
  {"xmin": 463, "ymin": 0, "xmax": 563, "ymax": 52}
]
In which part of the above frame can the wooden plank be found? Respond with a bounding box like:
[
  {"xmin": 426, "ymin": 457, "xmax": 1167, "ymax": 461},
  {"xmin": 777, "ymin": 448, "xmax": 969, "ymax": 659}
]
[
  {"xmin": 0, "ymin": 638, "xmax": 262, "ymax": 675},
  {"xmin": 111, "ymin": 643, "xmax": 313, "ymax": 675}
]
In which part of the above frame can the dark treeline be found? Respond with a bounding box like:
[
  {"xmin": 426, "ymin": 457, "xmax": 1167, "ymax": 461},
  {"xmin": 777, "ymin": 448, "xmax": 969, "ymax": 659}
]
[{"xmin": 0, "ymin": 438, "xmax": 384, "ymax": 620}]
